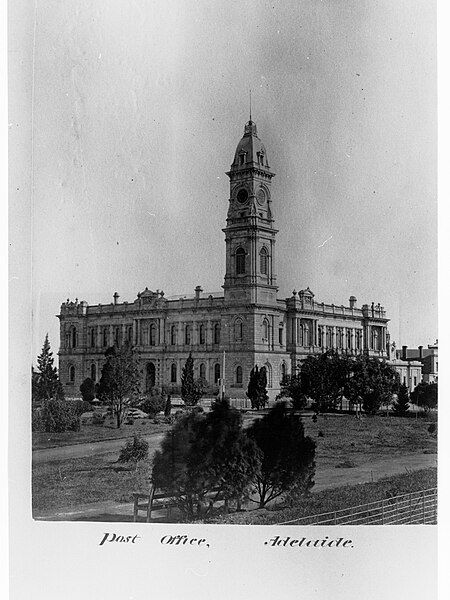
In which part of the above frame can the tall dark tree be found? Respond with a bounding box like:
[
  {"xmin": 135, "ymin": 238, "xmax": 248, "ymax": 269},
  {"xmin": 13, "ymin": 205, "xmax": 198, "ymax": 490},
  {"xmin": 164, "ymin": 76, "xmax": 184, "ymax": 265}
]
[
  {"xmin": 410, "ymin": 382, "xmax": 438, "ymax": 412},
  {"xmin": 247, "ymin": 401, "xmax": 316, "ymax": 507},
  {"xmin": 34, "ymin": 334, "xmax": 64, "ymax": 403},
  {"xmin": 392, "ymin": 382, "xmax": 410, "ymax": 416},
  {"xmin": 96, "ymin": 343, "xmax": 141, "ymax": 428},
  {"xmin": 181, "ymin": 352, "xmax": 205, "ymax": 406},
  {"xmin": 152, "ymin": 399, "xmax": 261, "ymax": 519},
  {"xmin": 246, "ymin": 365, "xmax": 269, "ymax": 410}
]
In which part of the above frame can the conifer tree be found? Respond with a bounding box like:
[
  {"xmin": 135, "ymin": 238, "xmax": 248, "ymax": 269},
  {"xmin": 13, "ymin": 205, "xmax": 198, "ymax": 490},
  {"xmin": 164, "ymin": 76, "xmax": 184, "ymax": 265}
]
[
  {"xmin": 393, "ymin": 382, "xmax": 410, "ymax": 416},
  {"xmin": 34, "ymin": 334, "xmax": 64, "ymax": 402},
  {"xmin": 181, "ymin": 352, "xmax": 203, "ymax": 406}
]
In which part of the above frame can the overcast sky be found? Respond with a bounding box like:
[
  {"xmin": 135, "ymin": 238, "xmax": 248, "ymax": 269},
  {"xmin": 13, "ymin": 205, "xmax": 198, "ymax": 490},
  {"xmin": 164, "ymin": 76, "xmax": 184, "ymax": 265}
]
[{"xmin": 29, "ymin": 0, "xmax": 436, "ymax": 362}]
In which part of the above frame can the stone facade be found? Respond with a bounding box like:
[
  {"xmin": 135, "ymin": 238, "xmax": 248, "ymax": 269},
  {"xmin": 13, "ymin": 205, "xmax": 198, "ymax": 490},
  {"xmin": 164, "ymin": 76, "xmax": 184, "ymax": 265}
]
[{"xmin": 58, "ymin": 119, "xmax": 391, "ymax": 400}]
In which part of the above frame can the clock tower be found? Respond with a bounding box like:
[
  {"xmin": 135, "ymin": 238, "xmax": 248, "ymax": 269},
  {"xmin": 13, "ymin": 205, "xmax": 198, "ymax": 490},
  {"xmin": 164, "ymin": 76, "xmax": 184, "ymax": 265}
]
[{"xmin": 223, "ymin": 119, "xmax": 278, "ymax": 306}]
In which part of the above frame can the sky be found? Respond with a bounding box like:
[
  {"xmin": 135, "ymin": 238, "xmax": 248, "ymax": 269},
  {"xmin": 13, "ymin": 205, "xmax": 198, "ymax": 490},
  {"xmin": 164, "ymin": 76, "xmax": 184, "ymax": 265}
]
[{"xmin": 29, "ymin": 0, "xmax": 437, "ymax": 363}]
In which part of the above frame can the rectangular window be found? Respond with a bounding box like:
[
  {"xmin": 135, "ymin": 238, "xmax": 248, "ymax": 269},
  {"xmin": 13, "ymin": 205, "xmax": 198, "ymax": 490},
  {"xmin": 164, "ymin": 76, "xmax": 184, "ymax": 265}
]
[{"xmin": 278, "ymin": 327, "xmax": 283, "ymax": 345}]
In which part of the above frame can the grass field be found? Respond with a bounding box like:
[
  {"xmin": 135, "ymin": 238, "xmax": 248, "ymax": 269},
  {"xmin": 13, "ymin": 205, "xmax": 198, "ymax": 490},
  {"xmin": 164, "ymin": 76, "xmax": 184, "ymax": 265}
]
[
  {"xmin": 32, "ymin": 412, "xmax": 437, "ymax": 518},
  {"xmin": 32, "ymin": 419, "xmax": 171, "ymax": 450}
]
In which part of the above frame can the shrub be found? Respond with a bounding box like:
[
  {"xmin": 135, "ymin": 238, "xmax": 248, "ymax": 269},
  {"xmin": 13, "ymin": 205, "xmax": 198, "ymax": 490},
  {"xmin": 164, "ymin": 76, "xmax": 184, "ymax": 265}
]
[
  {"xmin": 428, "ymin": 423, "xmax": 437, "ymax": 435},
  {"xmin": 71, "ymin": 399, "xmax": 93, "ymax": 416},
  {"xmin": 140, "ymin": 395, "xmax": 166, "ymax": 417},
  {"xmin": 79, "ymin": 378, "xmax": 96, "ymax": 403},
  {"xmin": 32, "ymin": 409, "xmax": 44, "ymax": 432},
  {"xmin": 118, "ymin": 435, "xmax": 149, "ymax": 469},
  {"xmin": 318, "ymin": 430, "xmax": 324, "ymax": 437},
  {"xmin": 93, "ymin": 411, "xmax": 106, "ymax": 425},
  {"xmin": 40, "ymin": 398, "xmax": 80, "ymax": 433}
]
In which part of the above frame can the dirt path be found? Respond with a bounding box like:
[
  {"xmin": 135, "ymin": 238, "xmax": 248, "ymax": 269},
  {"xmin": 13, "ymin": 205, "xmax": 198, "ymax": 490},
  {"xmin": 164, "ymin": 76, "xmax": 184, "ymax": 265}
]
[
  {"xmin": 32, "ymin": 433, "xmax": 165, "ymax": 464},
  {"xmin": 33, "ymin": 451, "xmax": 437, "ymax": 522}
]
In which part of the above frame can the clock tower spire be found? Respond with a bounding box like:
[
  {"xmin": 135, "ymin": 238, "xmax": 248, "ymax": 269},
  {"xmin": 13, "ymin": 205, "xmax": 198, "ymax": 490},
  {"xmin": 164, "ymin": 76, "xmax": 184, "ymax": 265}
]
[{"xmin": 223, "ymin": 119, "xmax": 278, "ymax": 306}]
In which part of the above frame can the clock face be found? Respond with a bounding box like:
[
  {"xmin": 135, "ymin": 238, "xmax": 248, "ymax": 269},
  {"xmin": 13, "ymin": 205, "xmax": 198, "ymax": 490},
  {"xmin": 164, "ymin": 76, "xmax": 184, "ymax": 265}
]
[
  {"xmin": 257, "ymin": 189, "xmax": 266, "ymax": 205},
  {"xmin": 237, "ymin": 189, "xmax": 248, "ymax": 204}
]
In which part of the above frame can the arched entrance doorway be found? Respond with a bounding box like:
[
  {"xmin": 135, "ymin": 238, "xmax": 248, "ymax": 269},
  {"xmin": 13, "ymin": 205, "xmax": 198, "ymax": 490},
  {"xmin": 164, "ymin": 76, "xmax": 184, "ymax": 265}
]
[{"xmin": 146, "ymin": 362, "xmax": 156, "ymax": 392}]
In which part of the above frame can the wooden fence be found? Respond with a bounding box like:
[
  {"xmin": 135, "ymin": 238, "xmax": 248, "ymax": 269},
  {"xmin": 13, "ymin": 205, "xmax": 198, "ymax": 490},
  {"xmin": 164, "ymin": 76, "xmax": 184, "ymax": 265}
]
[{"xmin": 274, "ymin": 487, "xmax": 437, "ymax": 526}]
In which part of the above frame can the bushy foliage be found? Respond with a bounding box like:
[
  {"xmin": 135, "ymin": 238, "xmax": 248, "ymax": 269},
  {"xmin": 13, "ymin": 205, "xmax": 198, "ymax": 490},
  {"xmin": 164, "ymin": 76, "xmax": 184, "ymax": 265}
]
[
  {"xmin": 140, "ymin": 395, "xmax": 166, "ymax": 417},
  {"xmin": 277, "ymin": 373, "xmax": 308, "ymax": 410},
  {"xmin": 392, "ymin": 383, "xmax": 410, "ymax": 416},
  {"xmin": 247, "ymin": 402, "xmax": 316, "ymax": 507},
  {"xmin": 246, "ymin": 365, "xmax": 269, "ymax": 410},
  {"xmin": 80, "ymin": 378, "xmax": 96, "ymax": 403},
  {"xmin": 70, "ymin": 399, "xmax": 93, "ymax": 417},
  {"xmin": 33, "ymin": 335, "xmax": 64, "ymax": 403},
  {"xmin": 164, "ymin": 395, "xmax": 172, "ymax": 417},
  {"xmin": 40, "ymin": 398, "xmax": 80, "ymax": 433},
  {"xmin": 410, "ymin": 382, "xmax": 438, "ymax": 412},
  {"xmin": 345, "ymin": 355, "xmax": 400, "ymax": 415},
  {"xmin": 96, "ymin": 344, "xmax": 141, "ymax": 428},
  {"xmin": 118, "ymin": 435, "xmax": 149, "ymax": 469},
  {"xmin": 152, "ymin": 399, "xmax": 261, "ymax": 519},
  {"xmin": 300, "ymin": 351, "xmax": 349, "ymax": 412}
]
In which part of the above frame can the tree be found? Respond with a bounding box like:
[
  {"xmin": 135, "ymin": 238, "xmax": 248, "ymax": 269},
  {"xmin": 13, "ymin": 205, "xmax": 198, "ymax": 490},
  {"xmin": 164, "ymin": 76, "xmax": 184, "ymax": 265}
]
[
  {"xmin": 300, "ymin": 351, "xmax": 350, "ymax": 412},
  {"xmin": 247, "ymin": 402, "xmax": 316, "ymax": 508},
  {"xmin": 344, "ymin": 355, "xmax": 400, "ymax": 415},
  {"xmin": 181, "ymin": 353, "xmax": 205, "ymax": 406},
  {"xmin": 96, "ymin": 343, "xmax": 141, "ymax": 428},
  {"xmin": 277, "ymin": 373, "xmax": 308, "ymax": 410},
  {"xmin": 392, "ymin": 383, "xmax": 410, "ymax": 416},
  {"xmin": 246, "ymin": 366, "xmax": 269, "ymax": 410},
  {"xmin": 33, "ymin": 334, "xmax": 64, "ymax": 403},
  {"xmin": 118, "ymin": 435, "xmax": 149, "ymax": 470},
  {"xmin": 80, "ymin": 377, "xmax": 96, "ymax": 403},
  {"xmin": 410, "ymin": 382, "xmax": 438, "ymax": 412},
  {"xmin": 140, "ymin": 394, "xmax": 166, "ymax": 417},
  {"xmin": 152, "ymin": 399, "xmax": 261, "ymax": 519}
]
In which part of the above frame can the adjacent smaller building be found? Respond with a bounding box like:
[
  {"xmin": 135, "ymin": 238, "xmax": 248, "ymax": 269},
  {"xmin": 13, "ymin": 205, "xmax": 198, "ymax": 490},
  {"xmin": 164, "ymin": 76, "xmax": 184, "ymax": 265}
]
[{"xmin": 395, "ymin": 341, "xmax": 438, "ymax": 385}]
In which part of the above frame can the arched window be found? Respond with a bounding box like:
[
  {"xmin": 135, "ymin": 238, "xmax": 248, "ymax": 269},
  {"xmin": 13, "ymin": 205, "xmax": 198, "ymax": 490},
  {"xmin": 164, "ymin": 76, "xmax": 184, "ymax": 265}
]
[
  {"xmin": 69, "ymin": 365, "xmax": 75, "ymax": 382},
  {"xmin": 318, "ymin": 326, "xmax": 323, "ymax": 347},
  {"xmin": 149, "ymin": 323, "xmax": 156, "ymax": 346},
  {"xmin": 281, "ymin": 362, "xmax": 287, "ymax": 381},
  {"xmin": 127, "ymin": 326, "xmax": 133, "ymax": 343},
  {"xmin": 214, "ymin": 364, "xmax": 221, "ymax": 383},
  {"xmin": 170, "ymin": 363, "xmax": 177, "ymax": 383},
  {"xmin": 71, "ymin": 327, "xmax": 77, "ymax": 348},
  {"xmin": 263, "ymin": 319, "xmax": 269, "ymax": 341},
  {"xmin": 114, "ymin": 326, "xmax": 120, "ymax": 346},
  {"xmin": 103, "ymin": 327, "xmax": 108, "ymax": 347},
  {"xmin": 235, "ymin": 247, "xmax": 246, "ymax": 275},
  {"xmin": 265, "ymin": 363, "xmax": 273, "ymax": 388},
  {"xmin": 199, "ymin": 363, "xmax": 206, "ymax": 380},
  {"xmin": 199, "ymin": 324, "xmax": 205, "ymax": 345},
  {"xmin": 213, "ymin": 323, "xmax": 220, "ymax": 345},
  {"xmin": 90, "ymin": 364, "xmax": 96, "ymax": 381},
  {"xmin": 259, "ymin": 247, "xmax": 268, "ymax": 275},
  {"xmin": 236, "ymin": 366, "xmax": 243, "ymax": 386},
  {"xmin": 278, "ymin": 324, "xmax": 283, "ymax": 346},
  {"xmin": 185, "ymin": 324, "xmax": 191, "ymax": 345},
  {"xmin": 171, "ymin": 325, "xmax": 177, "ymax": 346},
  {"xmin": 235, "ymin": 319, "xmax": 243, "ymax": 342},
  {"xmin": 90, "ymin": 328, "xmax": 96, "ymax": 347}
]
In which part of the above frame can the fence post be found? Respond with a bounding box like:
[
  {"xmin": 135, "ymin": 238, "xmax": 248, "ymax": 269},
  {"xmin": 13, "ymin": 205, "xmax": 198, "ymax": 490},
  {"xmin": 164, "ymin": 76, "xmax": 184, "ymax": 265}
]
[
  {"xmin": 334, "ymin": 511, "xmax": 337, "ymax": 525},
  {"xmin": 422, "ymin": 490, "xmax": 425, "ymax": 524},
  {"xmin": 381, "ymin": 499, "xmax": 385, "ymax": 525},
  {"xmin": 409, "ymin": 492, "xmax": 412, "ymax": 523}
]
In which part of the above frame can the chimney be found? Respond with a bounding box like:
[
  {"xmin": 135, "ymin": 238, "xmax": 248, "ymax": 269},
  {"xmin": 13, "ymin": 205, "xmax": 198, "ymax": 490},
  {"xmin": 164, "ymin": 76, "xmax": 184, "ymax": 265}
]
[
  {"xmin": 349, "ymin": 296, "xmax": 357, "ymax": 309},
  {"xmin": 195, "ymin": 285, "xmax": 203, "ymax": 300},
  {"xmin": 402, "ymin": 345, "xmax": 407, "ymax": 361},
  {"xmin": 418, "ymin": 345, "xmax": 423, "ymax": 359},
  {"xmin": 113, "ymin": 292, "xmax": 119, "ymax": 305}
]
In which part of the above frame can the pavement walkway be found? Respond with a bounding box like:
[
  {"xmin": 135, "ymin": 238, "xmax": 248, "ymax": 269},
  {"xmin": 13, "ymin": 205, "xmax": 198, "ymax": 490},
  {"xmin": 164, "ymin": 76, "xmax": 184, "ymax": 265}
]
[{"xmin": 33, "ymin": 451, "xmax": 437, "ymax": 522}]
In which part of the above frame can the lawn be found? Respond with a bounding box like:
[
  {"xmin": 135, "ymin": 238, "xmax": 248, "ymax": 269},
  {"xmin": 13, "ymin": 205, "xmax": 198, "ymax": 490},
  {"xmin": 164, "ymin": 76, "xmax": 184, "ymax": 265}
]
[
  {"xmin": 32, "ymin": 419, "xmax": 171, "ymax": 450},
  {"xmin": 32, "ymin": 412, "xmax": 437, "ymax": 519},
  {"xmin": 299, "ymin": 413, "xmax": 437, "ymax": 470}
]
